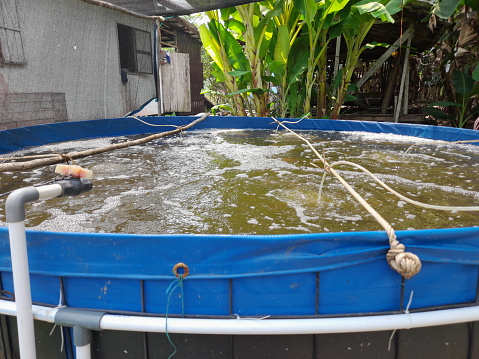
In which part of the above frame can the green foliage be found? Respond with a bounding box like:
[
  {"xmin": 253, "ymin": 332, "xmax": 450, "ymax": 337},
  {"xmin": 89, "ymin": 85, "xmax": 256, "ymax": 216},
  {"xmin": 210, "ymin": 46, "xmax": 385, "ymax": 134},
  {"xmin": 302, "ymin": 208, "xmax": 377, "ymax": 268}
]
[
  {"xmin": 198, "ymin": 0, "xmax": 446, "ymax": 119},
  {"xmin": 423, "ymin": 67, "xmax": 479, "ymax": 127},
  {"xmin": 433, "ymin": 0, "xmax": 462, "ymax": 19},
  {"xmin": 210, "ymin": 104, "xmax": 234, "ymax": 115}
]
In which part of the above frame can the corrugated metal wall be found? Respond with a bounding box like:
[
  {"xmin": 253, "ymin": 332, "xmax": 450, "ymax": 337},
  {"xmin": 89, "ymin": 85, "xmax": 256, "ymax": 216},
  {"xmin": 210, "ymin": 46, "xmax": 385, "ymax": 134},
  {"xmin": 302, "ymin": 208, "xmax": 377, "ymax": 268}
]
[{"xmin": 0, "ymin": 0, "xmax": 157, "ymax": 126}]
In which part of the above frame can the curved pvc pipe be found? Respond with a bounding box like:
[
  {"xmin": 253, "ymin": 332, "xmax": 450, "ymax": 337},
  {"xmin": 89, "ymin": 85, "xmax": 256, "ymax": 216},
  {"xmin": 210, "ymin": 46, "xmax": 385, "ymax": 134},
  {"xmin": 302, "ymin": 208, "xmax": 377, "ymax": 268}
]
[
  {"xmin": 0, "ymin": 299, "xmax": 478, "ymax": 336},
  {"xmin": 99, "ymin": 305, "xmax": 479, "ymax": 335},
  {"xmin": 6, "ymin": 185, "xmax": 63, "ymax": 359}
]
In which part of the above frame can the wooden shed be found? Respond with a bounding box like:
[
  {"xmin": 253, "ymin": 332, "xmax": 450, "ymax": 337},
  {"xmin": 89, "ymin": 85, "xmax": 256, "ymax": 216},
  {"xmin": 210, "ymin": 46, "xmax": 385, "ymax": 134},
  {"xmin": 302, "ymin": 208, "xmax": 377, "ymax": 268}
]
[
  {"xmin": 336, "ymin": 1, "xmax": 449, "ymax": 123},
  {"xmin": 157, "ymin": 17, "xmax": 205, "ymax": 115}
]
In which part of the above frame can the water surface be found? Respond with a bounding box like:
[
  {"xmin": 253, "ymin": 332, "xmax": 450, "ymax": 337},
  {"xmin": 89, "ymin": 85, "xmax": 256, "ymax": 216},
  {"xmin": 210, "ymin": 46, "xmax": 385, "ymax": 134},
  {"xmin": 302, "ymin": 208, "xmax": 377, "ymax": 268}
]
[{"xmin": 0, "ymin": 129, "xmax": 478, "ymax": 234}]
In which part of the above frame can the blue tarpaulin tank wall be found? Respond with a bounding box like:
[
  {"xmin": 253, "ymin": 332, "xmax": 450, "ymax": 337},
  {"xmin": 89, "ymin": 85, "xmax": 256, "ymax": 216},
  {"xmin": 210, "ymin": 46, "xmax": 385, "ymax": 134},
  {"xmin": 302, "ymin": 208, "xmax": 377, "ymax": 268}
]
[
  {"xmin": 0, "ymin": 116, "xmax": 479, "ymax": 358},
  {"xmin": 2, "ymin": 116, "xmax": 479, "ymax": 153}
]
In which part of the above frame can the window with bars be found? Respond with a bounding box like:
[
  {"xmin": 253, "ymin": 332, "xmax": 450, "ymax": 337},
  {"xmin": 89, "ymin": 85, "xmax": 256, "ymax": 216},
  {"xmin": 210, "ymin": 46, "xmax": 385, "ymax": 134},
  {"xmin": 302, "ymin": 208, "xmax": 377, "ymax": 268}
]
[
  {"xmin": 0, "ymin": 0, "xmax": 27, "ymax": 65},
  {"xmin": 117, "ymin": 24, "xmax": 153, "ymax": 74}
]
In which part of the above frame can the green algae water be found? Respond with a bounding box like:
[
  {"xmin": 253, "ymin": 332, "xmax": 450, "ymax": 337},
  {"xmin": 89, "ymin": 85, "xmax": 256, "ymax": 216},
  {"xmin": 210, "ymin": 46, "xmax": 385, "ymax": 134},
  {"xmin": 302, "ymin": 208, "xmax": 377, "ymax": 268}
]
[{"xmin": 0, "ymin": 129, "xmax": 478, "ymax": 234}]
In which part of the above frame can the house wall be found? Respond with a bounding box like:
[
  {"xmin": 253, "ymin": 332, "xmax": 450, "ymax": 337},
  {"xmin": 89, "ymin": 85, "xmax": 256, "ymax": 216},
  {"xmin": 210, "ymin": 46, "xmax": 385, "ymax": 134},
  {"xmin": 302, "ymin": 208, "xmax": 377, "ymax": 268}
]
[{"xmin": 0, "ymin": 0, "xmax": 156, "ymax": 127}]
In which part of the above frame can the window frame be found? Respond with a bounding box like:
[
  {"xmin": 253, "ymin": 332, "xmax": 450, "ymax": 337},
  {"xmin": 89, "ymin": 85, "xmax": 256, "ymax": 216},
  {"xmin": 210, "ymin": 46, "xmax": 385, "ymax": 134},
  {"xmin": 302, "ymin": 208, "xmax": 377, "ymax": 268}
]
[
  {"xmin": 0, "ymin": 0, "xmax": 27, "ymax": 66},
  {"xmin": 117, "ymin": 23, "xmax": 153, "ymax": 75}
]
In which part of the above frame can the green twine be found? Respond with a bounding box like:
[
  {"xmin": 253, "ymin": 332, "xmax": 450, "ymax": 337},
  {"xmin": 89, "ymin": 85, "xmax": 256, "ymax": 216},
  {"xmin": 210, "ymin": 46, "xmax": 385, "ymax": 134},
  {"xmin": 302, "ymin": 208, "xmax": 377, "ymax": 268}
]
[{"xmin": 165, "ymin": 274, "xmax": 184, "ymax": 359}]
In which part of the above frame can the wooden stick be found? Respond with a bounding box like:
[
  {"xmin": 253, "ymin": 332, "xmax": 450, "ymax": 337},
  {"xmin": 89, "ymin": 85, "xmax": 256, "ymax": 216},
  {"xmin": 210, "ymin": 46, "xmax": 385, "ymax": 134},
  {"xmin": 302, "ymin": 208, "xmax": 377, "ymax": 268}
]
[
  {"xmin": 79, "ymin": 0, "xmax": 165, "ymax": 21},
  {"xmin": 0, "ymin": 114, "xmax": 210, "ymax": 172}
]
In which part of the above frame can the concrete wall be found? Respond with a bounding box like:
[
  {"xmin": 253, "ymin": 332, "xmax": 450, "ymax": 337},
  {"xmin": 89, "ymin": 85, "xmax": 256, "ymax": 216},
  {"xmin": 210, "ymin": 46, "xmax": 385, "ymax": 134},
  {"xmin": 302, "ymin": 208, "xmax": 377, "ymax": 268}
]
[{"xmin": 0, "ymin": 0, "xmax": 156, "ymax": 124}]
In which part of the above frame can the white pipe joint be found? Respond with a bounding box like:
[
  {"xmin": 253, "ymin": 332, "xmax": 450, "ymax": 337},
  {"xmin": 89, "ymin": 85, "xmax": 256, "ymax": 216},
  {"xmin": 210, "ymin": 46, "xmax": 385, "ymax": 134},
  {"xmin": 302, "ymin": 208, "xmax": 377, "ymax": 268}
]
[
  {"xmin": 5, "ymin": 178, "xmax": 93, "ymax": 222},
  {"xmin": 54, "ymin": 308, "xmax": 106, "ymax": 347},
  {"xmin": 5, "ymin": 187, "xmax": 41, "ymax": 223}
]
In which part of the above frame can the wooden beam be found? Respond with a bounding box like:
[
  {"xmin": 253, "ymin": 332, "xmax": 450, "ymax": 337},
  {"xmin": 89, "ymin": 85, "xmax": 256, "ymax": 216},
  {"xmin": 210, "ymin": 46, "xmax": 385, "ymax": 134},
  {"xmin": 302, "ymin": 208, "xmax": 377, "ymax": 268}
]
[
  {"xmin": 161, "ymin": 28, "xmax": 177, "ymax": 37},
  {"xmin": 79, "ymin": 0, "xmax": 164, "ymax": 21},
  {"xmin": 402, "ymin": 47, "xmax": 411, "ymax": 115},
  {"xmin": 156, "ymin": 20, "xmax": 164, "ymax": 116},
  {"xmin": 334, "ymin": 36, "xmax": 341, "ymax": 78},
  {"xmin": 380, "ymin": 51, "xmax": 402, "ymax": 114},
  {"xmin": 356, "ymin": 26, "xmax": 415, "ymax": 89},
  {"xmin": 160, "ymin": 41, "xmax": 178, "ymax": 48},
  {"xmin": 395, "ymin": 35, "xmax": 413, "ymax": 122}
]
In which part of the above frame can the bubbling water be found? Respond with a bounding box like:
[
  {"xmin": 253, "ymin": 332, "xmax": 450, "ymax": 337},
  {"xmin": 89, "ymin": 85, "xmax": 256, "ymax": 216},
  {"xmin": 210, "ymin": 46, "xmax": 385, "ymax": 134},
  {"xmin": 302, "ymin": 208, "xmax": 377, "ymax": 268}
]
[{"xmin": 0, "ymin": 129, "xmax": 478, "ymax": 234}]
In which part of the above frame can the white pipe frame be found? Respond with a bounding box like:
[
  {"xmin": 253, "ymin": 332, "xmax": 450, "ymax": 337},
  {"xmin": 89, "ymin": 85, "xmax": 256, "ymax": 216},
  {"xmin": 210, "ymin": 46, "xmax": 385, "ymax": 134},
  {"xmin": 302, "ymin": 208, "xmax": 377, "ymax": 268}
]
[
  {"xmin": 6, "ymin": 184, "xmax": 63, "ymax": 359},
  {"xmin": 0, "ymin": 299, "xmax": 478, "ymax": 336},
  {"xmin": 5, "ymin": 182, "xmax": 92, "ymax": 359},
  {"xmin": 4, "ymin": 182, "xmax": 479, "ymax": 356}
]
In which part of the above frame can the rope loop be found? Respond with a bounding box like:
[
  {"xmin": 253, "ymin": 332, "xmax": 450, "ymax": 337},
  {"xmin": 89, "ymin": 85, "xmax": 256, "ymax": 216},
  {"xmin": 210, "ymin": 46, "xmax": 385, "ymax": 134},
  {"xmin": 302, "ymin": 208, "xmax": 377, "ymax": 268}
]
[
  {"xmin": 172, "ymin": 262, "xmax": 189, "ymax": 279},
  {"xmin": 52, "ymin": 151, "xmax": 73, "ymax": 164},
  {"xmin": 387, "ymin": 243, "xmax": 422, "ymax": 279}
]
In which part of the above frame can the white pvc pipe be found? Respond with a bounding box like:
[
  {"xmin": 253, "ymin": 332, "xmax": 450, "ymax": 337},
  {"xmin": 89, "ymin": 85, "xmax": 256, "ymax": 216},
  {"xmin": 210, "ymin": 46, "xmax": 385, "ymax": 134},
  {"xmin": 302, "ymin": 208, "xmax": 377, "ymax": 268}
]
[
  {"xmin": 0, "ymin": 299, "xmax": 478, "ymax": 336},
  {"xmin": 99, "ymin": 305, "xmax": 479, "ymax": 334},
  {"xmin": 7, "ymin": 220, "xmax": 36, "ymax": 359},
  {"xmin": 37, "ymin": 184, "xmax": 63, "ymax": 200},
  {"xmin": 6, "ymin": 184, "xmax": 62, "ymax": 359},
  {"xmin": 76, "ymin": 344, "xmax": 91, "ymax": 359}
]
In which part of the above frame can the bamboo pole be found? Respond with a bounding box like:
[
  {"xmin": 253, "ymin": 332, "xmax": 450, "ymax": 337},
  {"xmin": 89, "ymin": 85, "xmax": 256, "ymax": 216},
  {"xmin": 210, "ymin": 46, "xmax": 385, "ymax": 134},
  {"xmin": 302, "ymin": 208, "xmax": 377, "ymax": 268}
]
[
  {"xmin": 0, "ymin": 114, "xmax": 210, "ymax": 173},
  {"xmin": 156, "ymin": 20, "xmax": 165, "ymax": 116},
  {"xmin": 356, "ymin": 27, "xmax": 415, "ymax": 89}
]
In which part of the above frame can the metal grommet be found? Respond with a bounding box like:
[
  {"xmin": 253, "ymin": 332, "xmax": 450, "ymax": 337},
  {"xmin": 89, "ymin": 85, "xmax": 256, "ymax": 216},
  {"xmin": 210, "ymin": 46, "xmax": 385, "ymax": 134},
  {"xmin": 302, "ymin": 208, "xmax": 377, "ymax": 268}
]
[{"xmin": 172, "ymin": 262, "xmax": 189, "ymax": 278}]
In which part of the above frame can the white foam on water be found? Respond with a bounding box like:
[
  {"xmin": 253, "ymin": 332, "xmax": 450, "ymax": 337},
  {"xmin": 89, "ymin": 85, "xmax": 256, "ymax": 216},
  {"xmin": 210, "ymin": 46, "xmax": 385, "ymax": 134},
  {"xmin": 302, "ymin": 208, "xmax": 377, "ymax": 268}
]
[
  {"xmin": 32, "ymin": 208, "xmax": 95, "ymax": 233},
  {"xmin": 1, "ymin": 129, "xmax": 478, "ymax": 234},
  {"xmin": 3, "ymin": 137, "xmax": 119, "ymax": 158},
  {"xmin": 342, "ymin": 131, "xmax": 438, "ymax": 144}
]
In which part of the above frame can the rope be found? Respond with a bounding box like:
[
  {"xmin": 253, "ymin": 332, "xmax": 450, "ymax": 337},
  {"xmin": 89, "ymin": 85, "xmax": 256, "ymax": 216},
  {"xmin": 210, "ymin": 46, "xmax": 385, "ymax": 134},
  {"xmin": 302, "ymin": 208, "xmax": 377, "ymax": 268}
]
[
  {"xmin": 323, "ymin": 160, "xmax": 478, "ymax": 276},
  {"xmin": 127, "ymin": 116, "xmax": 182, "ymax": 128},
  {"xmin": 49, "ymin": 283, "xmax": 67, "ymax": 352},
  {"xmin": 0, "ymin": 154, "xmax": 59, "ymax": 161},
  {"xmin": 165, "ymin": 274, "xmax": 185, "ymax": 359},
  {"xmin": 406, "ymin": 139, "xmax": 479, "ymax": 154},
  {"xmin": 328, "ymin": 161, "xmax": 479, "ymax": 212},
  {"xmin": 272, "ymin": 117, "xmax": 422, "ymax": 279},
  {"xmin": 0, "ymin": 150, "xmax": 73, "ymax": 163},
  {"xmin": 388, "ymin": 290, "xmax": 414, "ymax": 351}
]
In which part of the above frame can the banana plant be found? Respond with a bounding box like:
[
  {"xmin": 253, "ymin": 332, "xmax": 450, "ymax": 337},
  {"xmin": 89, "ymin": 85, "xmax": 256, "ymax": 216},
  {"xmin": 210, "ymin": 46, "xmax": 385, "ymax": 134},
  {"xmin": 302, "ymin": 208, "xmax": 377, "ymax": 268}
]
[
  {"xmin": 199, "ymin": 0, "xmax": 407, "ymax": 119},
  {"xmin": 293, "ymin": 0, "xmax": 351, "ymax": 117},
  {"xmin": 264, "ymin": 0, "xmax": 305, "ymax": 117},
  {"xmin": 234, "ymin": 2, "xmax": 289, "ymax": 117},
  {"xmin": 199, "ymin": 11, "xmax": 248, "ymax": 116},
  {"xmin": 330, "ymin": 0, "xmax": 405, "ymax": 119}
]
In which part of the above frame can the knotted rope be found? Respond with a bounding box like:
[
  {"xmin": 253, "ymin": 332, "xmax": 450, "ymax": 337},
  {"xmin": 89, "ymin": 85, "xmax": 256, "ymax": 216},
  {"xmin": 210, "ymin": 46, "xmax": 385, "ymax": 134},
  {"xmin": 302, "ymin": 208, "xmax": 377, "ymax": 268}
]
[
  {"xmin": 387, "ymin": 242, "xmax": 421, "ymax": 279},
  {"xmin": 323, "ymin": 163, "xmax": 422, "ymax": 279},
  {"xmin": 272, "ymin": 117, "xmax": 422, "ymax": 279}
]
